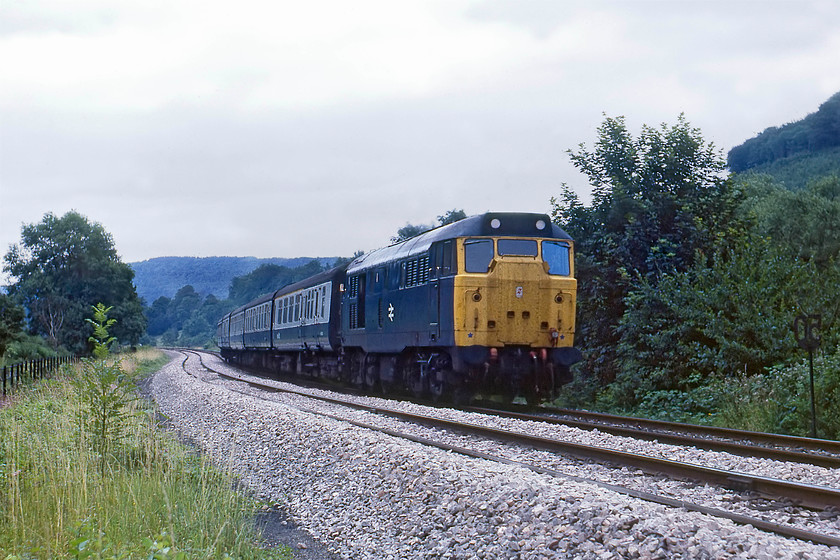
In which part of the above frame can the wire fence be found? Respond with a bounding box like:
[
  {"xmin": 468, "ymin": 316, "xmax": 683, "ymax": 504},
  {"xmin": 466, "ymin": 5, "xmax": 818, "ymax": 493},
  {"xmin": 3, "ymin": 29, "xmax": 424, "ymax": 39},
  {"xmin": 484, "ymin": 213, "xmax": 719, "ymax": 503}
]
[{"xmin": 1, "ymin": 355, "xmax": 80, "ymax": 397}]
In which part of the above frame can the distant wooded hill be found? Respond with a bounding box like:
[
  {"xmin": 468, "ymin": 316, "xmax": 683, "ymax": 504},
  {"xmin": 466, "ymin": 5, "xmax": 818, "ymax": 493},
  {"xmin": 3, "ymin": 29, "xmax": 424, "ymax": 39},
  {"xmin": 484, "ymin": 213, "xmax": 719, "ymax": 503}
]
[
  {"xmin": 129, "ymin": 256, "xmax": 338, "ymax": 304},
  {"xmin": 728, "ymin": 91, "xmax": 840, "ymax": 188}
]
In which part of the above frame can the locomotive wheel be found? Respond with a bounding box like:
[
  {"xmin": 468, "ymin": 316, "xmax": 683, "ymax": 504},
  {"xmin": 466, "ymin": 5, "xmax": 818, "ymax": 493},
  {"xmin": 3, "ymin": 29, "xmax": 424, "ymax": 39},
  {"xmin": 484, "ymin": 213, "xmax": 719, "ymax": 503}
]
[
  {"xmin": 524, "ymin": 381, "xmax": 542, "ymax": 406},
  {"xmin": 408, "ymin": 370, "xmax": 427, "ymax": 399},
  {"xmin": 348, "ymin": 351, "xmax": 364, "ymax": 387},
  {"xmin": 363, "ymin": 355, "xmax": 379, "ymax": 391},
  {"xmin": 428, "ymin": 354, "xmax": 452, "ymax": 402},
  {"xmin": 406, "ymin": 358, "xmax": 427, "ymax": 399},
  {"xmin": 428, "ymin": 369, "xmax": 445, "ymax": 401}
]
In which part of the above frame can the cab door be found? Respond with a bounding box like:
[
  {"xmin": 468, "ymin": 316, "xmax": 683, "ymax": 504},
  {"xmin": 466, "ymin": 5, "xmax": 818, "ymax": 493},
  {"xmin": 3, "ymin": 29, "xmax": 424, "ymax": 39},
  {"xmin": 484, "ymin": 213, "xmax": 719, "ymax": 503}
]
[{"xmin": 429, "ymin": 242, "xmax": 452, "ymax": 343}]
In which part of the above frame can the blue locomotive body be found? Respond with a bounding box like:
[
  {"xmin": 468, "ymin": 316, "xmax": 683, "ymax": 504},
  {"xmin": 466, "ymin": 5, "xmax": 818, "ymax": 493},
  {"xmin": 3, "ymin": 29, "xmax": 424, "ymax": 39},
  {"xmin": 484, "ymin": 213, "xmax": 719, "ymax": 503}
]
[{"xmin": 217, "ymin": 212, "xmax": 581, "ymax": 402}]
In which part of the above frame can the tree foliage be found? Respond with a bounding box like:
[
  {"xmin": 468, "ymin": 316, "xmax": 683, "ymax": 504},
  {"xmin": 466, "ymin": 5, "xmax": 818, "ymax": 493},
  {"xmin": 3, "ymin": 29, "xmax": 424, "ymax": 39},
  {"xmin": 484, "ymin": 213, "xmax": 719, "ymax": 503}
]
[
  {"xmin": 551, "ymin": 115, "xmax": 745, "ymax": 385},
  {"xmin": 144, "ymin": 287, "xmax": 233, "ymax": 347},
  {"xmin": 728, "ymin": 91, "xmax": 840, "ymax": 173},
  {"xmin": 733, "ymin": 147, "xmax": 840, "ymax": 191},
  {"xmin": 0, "ymin": 293, "xmax": 25, "ymax": 359},
  {"xmin": 742, "ymin": 174, "xmax": 840, "ymax": 266},
  {"xmin": 555, "ymin": 114, "xmax": 840, "ymax": 419},
  {"xmin": 391, "ymin": 209, "xmax": 467, "ymax": 244},
  {"xmin": 228, "ymin": 260, "xmax": 325, "ymax": 305},
  {"xmin": 3, "ymin": 211, "xmax": 146, "ymax": 354},
  {"xmin": 87, "ymin": 303, "xmax": 117, "ymax": 359},
  {"xmin": 617, "ymin": 237, "xmax": 839, "ymax": 402},
  {"xmin": 605, "ymin": 172, "xmax": 840, "ymax": 416}
]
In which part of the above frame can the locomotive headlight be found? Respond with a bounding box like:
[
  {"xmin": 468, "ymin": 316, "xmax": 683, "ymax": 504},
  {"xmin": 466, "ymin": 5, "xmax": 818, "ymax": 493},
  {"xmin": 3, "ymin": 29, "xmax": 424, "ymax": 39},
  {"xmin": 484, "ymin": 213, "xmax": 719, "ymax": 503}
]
[
  {"xmin": 555, "ymin": 293, "xmax": 563, "ymax": 303},
  {"xmin": 490, "ymin": 218, "xmax": 501, "ymax": 229},
  {"xmin": 536, "ymin": 219, "xmax": 546, "ymax": 230},
  {"xmin": 473, "ymin": 291, "xmax": 482, "ymax": 302}
]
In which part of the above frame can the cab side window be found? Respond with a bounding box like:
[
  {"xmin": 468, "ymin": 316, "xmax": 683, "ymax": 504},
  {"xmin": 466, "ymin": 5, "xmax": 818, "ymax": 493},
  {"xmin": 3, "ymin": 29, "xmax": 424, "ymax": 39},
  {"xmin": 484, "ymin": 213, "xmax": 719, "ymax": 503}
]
[{"xmin": 464, "ymin": 239, "xmax": 494, "ymax": 273}]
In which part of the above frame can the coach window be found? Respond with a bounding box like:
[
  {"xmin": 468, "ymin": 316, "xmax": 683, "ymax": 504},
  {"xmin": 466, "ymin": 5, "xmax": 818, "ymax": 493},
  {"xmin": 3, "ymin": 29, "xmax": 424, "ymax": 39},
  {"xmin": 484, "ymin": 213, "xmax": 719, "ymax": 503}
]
[
  {"xmin": 542, "ymin": 240, "xmax": 571, "ymax": 276},
  {"xmin": 308, "ymin": 291, "xmax": 314, "ymax": 320},
  {"xmin": 464, "ymin": 238, "xmax": 494, "ymax": 273}
]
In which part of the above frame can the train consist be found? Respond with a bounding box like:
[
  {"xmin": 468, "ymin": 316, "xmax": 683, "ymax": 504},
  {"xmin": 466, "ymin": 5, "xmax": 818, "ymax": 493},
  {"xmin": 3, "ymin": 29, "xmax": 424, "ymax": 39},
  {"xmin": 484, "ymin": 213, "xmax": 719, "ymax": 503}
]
[{"xmin": 216, "ymin": 212, "xmax": 581, "ymax": 403}]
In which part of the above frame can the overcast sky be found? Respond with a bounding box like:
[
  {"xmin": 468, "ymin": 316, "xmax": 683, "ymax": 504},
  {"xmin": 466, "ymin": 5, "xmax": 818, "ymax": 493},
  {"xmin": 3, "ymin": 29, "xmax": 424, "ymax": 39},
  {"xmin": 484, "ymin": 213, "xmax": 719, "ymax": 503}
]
[{"xmin": 2, "ymin": 0, "xmax": 839, "ymax": 275}]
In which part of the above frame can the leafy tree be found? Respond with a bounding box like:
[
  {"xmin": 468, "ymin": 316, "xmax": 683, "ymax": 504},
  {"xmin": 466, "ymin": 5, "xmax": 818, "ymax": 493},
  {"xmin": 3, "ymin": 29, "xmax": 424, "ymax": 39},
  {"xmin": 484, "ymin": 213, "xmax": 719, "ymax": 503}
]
[
  {"xmin": 616, "ymin": 236, "xmax": 838, "ymax": 406},
  {"xmin": 145, "ymin": 296, "xmax": 174, "ymax": 337},
  {"xmin": 228, "ymin": 260, "xmax": 324, "ymax": 305},
  {"xmin": 742, "ymin": 174, "xmax": 840, "ymax": 267},
  {"xmin": 0, "ymin": 293, "xmax": 25, "ymax": 359},
  {"xmin": 728, "ymin": 90, "xmax": 840, "ymax": 172},
  {"xmin": 171, "ymin": 285, "xmax": 203, "ymax": 326},
  {"xmin": 437, "ymin": 209, "xmax": 467, "ymax": 226},
  {"xmin": 391, "ymin": 223, "xmax": 433, "ymax": 244},
  {"xmin": 551, "ymin": 114, "xmax": 746, "ymax": 386},
  {"xmin": 391, "ymin": 208, "xmax": 467, "ymax": 243},
  {"xmin": 3, "ymin": 211, "xmax": 146, "ymax": 353},
  {"xmin": 333, "ymin": 250, "xmax": 365, "ymax": 267}
]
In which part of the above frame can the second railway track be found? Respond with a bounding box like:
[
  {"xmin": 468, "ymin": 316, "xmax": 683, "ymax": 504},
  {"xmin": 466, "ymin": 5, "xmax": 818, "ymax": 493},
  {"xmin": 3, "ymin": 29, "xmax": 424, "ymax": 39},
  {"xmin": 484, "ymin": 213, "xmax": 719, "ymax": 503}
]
[
  {"xmin": 177, "ymin": 349, "xmax": 840, "ymax": 548},
  {"xmin": 465, "ymin": 405, "xmax": 840, "ymax": 468}
]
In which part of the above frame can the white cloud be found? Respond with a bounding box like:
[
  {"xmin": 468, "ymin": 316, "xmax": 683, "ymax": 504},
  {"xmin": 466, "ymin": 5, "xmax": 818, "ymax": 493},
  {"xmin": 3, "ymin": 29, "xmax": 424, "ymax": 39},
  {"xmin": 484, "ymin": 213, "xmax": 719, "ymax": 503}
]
[{"xmin": 2, "ymin": 0, "xmax": 840, "ymax": 268}]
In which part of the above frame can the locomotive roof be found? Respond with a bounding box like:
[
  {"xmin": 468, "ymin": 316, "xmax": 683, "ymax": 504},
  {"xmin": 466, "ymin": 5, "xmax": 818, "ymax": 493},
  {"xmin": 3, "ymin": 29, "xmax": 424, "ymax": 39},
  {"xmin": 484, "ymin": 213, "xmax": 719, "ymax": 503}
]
[{"xmin": 347, "ymin": 212, "xmax": 572, "ymax": 273}]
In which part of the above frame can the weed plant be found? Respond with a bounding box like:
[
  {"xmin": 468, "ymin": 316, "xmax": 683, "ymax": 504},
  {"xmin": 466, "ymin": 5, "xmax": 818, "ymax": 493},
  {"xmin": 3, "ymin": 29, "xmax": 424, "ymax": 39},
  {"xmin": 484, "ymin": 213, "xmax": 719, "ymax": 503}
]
[
  {"xmin": 0, "ymin": 348, "xmax": 290, "ymax": 559},
  {"xmin": 713, "ymin": 347, "xmax": 840, "ymax": 439},
  {"xmin": 556, "ymin": 346, "xmax": 840, "ymax": 440}
]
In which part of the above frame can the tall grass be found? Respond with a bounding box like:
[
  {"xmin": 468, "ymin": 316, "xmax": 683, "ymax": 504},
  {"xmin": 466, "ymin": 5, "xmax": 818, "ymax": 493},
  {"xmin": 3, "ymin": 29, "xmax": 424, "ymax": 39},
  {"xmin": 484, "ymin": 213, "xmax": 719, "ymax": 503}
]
[{"xmin": 0, "ymin": 348, "xmax": 290, "ymax": 559}]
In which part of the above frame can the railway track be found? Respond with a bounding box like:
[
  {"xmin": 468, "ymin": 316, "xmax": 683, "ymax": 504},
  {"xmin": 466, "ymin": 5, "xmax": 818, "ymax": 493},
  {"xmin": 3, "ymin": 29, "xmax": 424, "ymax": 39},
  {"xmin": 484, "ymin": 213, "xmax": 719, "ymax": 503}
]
[
  {"xmin": 175, "ymin": 349, "xmax": 840, "ymax": 548},
  {"xmin": 466, "ymin": 405, "xmax": 840, "ymax": 468}
]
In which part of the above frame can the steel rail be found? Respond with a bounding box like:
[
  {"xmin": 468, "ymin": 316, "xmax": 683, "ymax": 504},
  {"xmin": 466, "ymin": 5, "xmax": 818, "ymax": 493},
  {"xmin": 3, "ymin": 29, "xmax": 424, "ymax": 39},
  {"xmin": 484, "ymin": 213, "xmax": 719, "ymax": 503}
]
[
  {"xmin": 464, "ymin": 406, "xmax": 840, "ymax": 468},
  {"xmin": 532, "ymin": 406, "xmax": 840, "ymax": 455},
  {"xmin": 177, "ymin": 350, "xmax": 840, "ymax": 548},
  {"xmin": 189, "ymin": 351, "xmax": 840, "ymax": 511}
]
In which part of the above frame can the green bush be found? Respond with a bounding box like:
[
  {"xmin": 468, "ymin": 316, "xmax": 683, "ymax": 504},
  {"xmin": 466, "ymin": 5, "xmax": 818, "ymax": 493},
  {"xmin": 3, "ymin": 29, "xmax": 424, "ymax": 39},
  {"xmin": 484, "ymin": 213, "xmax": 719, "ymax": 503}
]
[
  {"xmin": 713, "ymin": 347, "xmax": 840, "ymax": 438},
  {"xmin": 2, "ymin": 333, "xmax": 58, "ymax": 365}
]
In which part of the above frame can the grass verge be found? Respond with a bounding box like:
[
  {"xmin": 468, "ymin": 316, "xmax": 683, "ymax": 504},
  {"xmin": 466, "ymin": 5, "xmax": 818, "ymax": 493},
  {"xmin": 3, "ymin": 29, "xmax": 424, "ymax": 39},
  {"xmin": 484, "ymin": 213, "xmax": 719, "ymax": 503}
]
[{"xmin": 0, "ymin": 348, "xmax": 291, "ymax": 559}]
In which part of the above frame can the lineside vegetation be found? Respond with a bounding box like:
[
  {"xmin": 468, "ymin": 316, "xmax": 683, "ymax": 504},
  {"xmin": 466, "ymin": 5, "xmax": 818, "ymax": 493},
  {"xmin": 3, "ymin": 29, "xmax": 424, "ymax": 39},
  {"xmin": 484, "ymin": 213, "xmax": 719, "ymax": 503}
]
[{"xmin": 0, "ymin": 347, "xmax": 291, "ymax": 559}]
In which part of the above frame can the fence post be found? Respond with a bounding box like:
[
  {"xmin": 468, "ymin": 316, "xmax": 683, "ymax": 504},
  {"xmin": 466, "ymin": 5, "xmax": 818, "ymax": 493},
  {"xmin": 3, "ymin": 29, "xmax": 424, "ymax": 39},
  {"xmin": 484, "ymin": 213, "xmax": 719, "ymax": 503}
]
[{"xmin": 2, "ymin": 365, "xmax": 6, "ymax": 396}]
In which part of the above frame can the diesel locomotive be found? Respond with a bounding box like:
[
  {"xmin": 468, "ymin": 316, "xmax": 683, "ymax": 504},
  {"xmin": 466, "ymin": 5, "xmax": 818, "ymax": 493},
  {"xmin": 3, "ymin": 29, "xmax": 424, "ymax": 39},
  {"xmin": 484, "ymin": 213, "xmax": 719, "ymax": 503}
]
[{"xmin": 216, "ymin": 212, "xmax": 581, "ymax": 403}]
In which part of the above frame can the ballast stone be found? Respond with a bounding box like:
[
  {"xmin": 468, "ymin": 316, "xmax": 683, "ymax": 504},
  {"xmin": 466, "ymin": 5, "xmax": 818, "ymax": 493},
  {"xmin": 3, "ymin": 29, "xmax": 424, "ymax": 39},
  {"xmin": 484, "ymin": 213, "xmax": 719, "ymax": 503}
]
[{"xmin": 150, "ymin": 358, "xmax": 840, "ymax": 560}]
